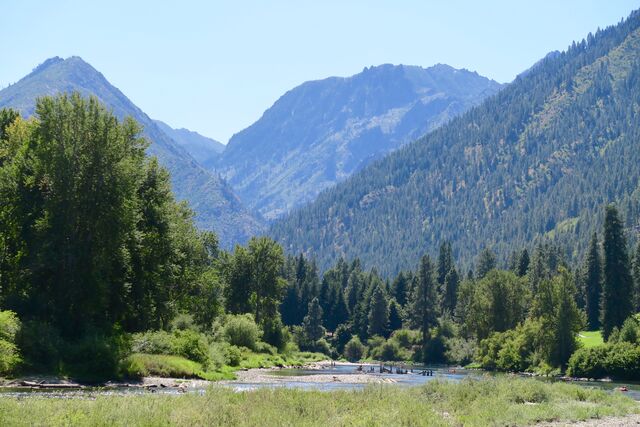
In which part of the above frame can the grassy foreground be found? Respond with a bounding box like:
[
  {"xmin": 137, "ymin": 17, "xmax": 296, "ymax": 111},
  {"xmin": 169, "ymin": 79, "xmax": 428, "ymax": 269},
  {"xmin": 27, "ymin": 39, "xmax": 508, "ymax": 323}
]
[{"xmin": 1, "ymin": 378, "xmax": 638, "ymax": 426}]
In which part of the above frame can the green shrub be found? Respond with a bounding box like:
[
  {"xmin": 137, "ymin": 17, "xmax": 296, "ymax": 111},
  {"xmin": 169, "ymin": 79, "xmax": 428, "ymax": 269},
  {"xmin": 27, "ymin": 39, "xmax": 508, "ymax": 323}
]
[
  {"xmin": 16, "ymin": 321, "xmax": 130, "ymax": 379},
  {"xmin": 424, "ymin": 319, "xmax": 457, "ymax": 363},
  {"xmin": 390, "ymin": 329, "xmax": 420, "ymax": 349},
  {"xmin": 332, "ymin": 324, "xmax": 352, "ymax": 354},
  {"xmin": 618, "ymin": 318, "xmax": 639, "ymax": 344},
  {"xmin": 567, "ymin": 342, "xmax": 640, "ymax": 380},
  {"xmin": 344, "ymin": 337, "xmax": 366, "ymax": 362},
  {"xmin": 15, "ymin": 320, "xmax": 63, "ymax": 372},
  {"xmin": 261, "ymin": 316, "xmax": 289, "ymax": 351},
  {"xmin": 131, "ymin": 330, "xmax": 175, "ymax": 355},
  {"xmin": 444, "ymin": 337, "xmax": 477, "ymax": 365},
  {"xmin": 603, "ymin": 342, "xmax": 640, "ymax": 379},
  {"xmin": 170, "ymin": 313, "xmax": 198, "ymax": 332},
  {"xmin": 64, "ymin": 332, "xmax": 130, "ymax": 382},
  {"xmin": 255, "ymin": 341, "xmax": 277, "ymax": 355},
  {"xmin": 122, "ymin": 353, "xmax": 204, "ymax": 379},
  {"xmin": 172, "ymin": 330, "xmax": 210, "ymax": 365},
  {"xmin": 366, "ymin": 335, "xmax": 385, "ymax": 356},
  {"xmin": 566, "ymin": 345, "xmax": 609, "ymax": 378},
  {"xmin": 131, "ymin": 329, "xmax": 209, "ymax": 365},
  {"xmin": 370, "ymin": 340, "xmax": 407, "ymax": 361},
  {"xmin": 221, "ymin": 314, "xmax": 261, "ymax": 350},
  {"xmin": 207, "ymin": 342, "xmax": 247, "ymax": 369},
  {"xmin": 0, "ymin": 339, "xmax": 21, "ymax": 375},
  {"xmin": 313, "ymin": 338, "xmax": 332, "ymax": 356},
  {"xmin": 207, "ymin": 342, "xmax": 228, "ymax": 369},
  {"xmin": 0, "ymin": 311, "xmax": 20, "ymax": 342},
  {"xmin": 476, "ymin": 319, "xmax": 543, "ymax": 372},
  {"xmin": 224, "ymin": 345, "xmax": 243, "ymax": 366},
  {"xmin": 280, "ymin": 341, "xmax": 299, "ymax": 357},
  {"xmin": 0, "ymin": 311, "xmax": 21, "ymax": 375}
]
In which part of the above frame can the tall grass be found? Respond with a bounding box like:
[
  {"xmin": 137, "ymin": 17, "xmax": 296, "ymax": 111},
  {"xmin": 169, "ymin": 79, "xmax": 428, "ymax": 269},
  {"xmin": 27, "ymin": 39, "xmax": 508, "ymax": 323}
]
[
  {"xmin": 0, "ymin": 377, "xmax": 637, "ymax": 426},
  {"xmin": 121, "ymin": 354, "xmax": 207, "ymax": 379}
]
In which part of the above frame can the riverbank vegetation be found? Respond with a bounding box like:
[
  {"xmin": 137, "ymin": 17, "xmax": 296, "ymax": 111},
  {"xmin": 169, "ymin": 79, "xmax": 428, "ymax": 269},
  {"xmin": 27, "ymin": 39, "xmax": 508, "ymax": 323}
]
[
  {"xmin": 0, "ymin": 377, "xmax": 637, "ymax": 426},
  {"xmin": 1, "ymin": 95, "xmax": 640, "ymax": 383},
  {"xmin": 278, "ymin": 207, "xmax": 640, "ymax": 380}
]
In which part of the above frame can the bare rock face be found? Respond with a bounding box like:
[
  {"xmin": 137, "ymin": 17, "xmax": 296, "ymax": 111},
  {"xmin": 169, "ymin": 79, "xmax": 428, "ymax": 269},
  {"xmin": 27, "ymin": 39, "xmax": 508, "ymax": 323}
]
[{"xmin": 217, "ymin": 63, "xmax": 503, "ymax": 220}]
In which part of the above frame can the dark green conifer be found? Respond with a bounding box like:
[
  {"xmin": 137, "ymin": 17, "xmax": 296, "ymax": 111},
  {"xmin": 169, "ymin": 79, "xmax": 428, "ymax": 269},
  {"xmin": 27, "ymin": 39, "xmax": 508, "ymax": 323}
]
[
  {"xmin": 367, "ymin": 286, "xmax": 389, "ymax": 337},
  {"xmin": 583, "ymin": 233, "xmax": 602, "ymax": 330},
  {"xmin": 476, "ymin": 248, "xmax": 496, "ymax": 279},
  {"xmin": 601, "ymin": 206, "xmax": 633, "ymax": 340}
]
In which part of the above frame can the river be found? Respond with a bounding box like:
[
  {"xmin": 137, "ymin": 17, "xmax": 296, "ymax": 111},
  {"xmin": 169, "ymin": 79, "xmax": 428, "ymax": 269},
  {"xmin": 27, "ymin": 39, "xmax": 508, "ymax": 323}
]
[{"xmin": 1, "ymin": 363, "xmax": 638, "ymax": 400}]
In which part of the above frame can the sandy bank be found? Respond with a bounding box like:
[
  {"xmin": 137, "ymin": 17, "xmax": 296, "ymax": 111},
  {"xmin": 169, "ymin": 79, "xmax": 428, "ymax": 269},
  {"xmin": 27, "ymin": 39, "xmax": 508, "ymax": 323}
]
[{"xmin": 224, "ymin": 363, "xmax": 397, "ymax": 385}]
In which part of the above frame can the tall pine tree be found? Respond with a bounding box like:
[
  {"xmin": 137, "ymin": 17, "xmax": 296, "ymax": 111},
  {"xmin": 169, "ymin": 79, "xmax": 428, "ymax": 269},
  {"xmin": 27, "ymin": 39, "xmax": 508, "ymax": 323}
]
[
  {"xmin": 583, "ymin": 233, "xmax": 603, "ymax": 330},
  {"xmin": 443, "ymin": 267, "xmax": 460, "ymax": 314},
  {"xmin": 633, "ymin": 242, "xmax": 640, "ymax": 312},
  {"xmin": 476, "ymin": 248, "xmax": 496, "ymax": 279},
  {"xmin": 367, "ymin": 286, "xmax": 390, "ymax": 337},
  {"xmin": 601, "ymin": 206, "xmax": 633, "ymax": 340},
  {"xmin": 302, "ymin": 297, "xmax": 325, "ymax": 343},
  {"xmin": 391, "ymin": 271, "xmax": 409, "ymax": 307},
  {"xmin": 552, "ymin": 268, "xmax": 584, "ymax": 368},
  {"xmin": 517, "ymin": 249, "xmax": 530, "ymax": 277},
  {"xmin": 409, "ymin": 255, "xmax": 438, "ymax": 361},
  {"xmin": 437, "ymin": 241, "xmax": 454, "ymax": 286}
]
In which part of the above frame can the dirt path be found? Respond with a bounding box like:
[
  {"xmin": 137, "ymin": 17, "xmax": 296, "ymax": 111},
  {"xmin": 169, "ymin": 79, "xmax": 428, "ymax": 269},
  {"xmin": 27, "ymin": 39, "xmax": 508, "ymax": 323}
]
[{"xmin": 536, "ymin": 414, "xmax": 640, "ymax": 426}]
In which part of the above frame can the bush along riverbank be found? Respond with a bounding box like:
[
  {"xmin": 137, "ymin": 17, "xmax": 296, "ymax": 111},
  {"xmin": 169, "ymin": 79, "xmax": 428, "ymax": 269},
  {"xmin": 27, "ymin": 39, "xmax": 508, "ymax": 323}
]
[
  {"xmin": 0, "ymin": 377, "xmax": 638, "ymax": 426},
  {"xmin": 1, "ymin": 309, "xmax": 326, "ymax": 385},
  {"xmin": 567, "ymin": 317, "xmax": 640, "ymax": 381}
]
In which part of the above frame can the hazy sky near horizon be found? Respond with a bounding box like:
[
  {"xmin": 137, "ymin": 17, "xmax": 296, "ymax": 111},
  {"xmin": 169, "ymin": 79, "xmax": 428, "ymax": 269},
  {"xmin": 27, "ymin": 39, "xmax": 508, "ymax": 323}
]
[{"xmin": 1, "ymin": 1, "xmax": 638, "ymax": 142}]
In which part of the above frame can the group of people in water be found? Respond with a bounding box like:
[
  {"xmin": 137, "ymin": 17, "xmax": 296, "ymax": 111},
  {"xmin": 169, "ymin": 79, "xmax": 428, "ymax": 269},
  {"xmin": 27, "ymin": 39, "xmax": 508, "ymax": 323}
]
[{"xmin": 355, "ymin": 364, "xmax": 435, "ymax": 376}]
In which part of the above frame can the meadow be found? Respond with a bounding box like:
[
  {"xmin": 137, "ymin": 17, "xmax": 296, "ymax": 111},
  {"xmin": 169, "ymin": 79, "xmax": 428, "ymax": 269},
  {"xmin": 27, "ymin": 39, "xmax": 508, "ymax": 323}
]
[{"xmin": 578, "ymin": 331, "xmax": 605, "ymax": 349}]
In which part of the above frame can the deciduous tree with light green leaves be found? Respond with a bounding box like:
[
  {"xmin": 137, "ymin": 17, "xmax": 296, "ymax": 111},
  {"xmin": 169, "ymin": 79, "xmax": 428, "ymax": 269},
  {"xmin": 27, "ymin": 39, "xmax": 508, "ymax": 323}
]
[
  {"xmin": 466, "ymin": 270, "xmax": 528, "ymax": 340},
  {"xmin": 0, "ymin": 94, "xmax": 212, "ymax": 336}
]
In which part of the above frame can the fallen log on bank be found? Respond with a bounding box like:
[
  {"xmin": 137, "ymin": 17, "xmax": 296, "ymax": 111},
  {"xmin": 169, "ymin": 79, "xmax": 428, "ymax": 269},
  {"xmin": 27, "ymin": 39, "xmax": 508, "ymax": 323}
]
[{"xmin": 19, "ymin": 380, "xmax": 84, "ymax": 389}]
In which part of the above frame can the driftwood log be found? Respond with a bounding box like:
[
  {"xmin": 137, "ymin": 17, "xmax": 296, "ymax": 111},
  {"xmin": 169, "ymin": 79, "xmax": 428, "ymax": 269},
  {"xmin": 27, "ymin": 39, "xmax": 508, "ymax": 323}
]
[{"xmin": 19, "ymin": 381, "xmax": 83, "ymax": 389}]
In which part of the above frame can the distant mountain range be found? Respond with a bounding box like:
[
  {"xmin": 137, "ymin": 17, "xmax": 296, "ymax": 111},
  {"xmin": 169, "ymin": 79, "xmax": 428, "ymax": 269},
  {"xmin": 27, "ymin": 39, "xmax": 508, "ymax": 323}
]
[
  {"xmin": 154, "ymin": 120, "xmax": 224, "ymax": 169},
  {"xmin": 271, "ymin": 10, "xmax": 640, "ymax": 275},
  {"xmin": 0, "ymin": 56, "xmax": 264, "ymax": 247},
  {"xmin": 217, "ymin": 64, "xmax": 503, "ymax": 220}
]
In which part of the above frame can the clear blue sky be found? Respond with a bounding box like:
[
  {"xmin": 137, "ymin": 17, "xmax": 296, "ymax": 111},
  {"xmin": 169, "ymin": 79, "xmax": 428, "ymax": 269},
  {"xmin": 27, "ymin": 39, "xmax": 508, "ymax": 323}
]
[{"xmin": 1, "ymin": 1, "xmax": 638, "ymax": 142}]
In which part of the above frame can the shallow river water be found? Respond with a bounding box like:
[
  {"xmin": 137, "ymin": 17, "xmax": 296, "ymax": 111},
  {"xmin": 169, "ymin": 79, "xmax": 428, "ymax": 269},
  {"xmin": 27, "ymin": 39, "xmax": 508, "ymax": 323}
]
[{"xmin": 1, "ymin": 364, "xmax": 639, "ymax": 400}]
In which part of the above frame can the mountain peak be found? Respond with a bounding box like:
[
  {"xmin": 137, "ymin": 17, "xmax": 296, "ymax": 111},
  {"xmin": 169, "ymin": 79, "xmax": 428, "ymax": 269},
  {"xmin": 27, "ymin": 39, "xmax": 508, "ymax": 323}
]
[
  {"xmin": 30, "ymin": 56, "xmax": 64, "ymax": 75},
  {"xmin": 29, "ymin": 56, "xmax": 93, "ymax": 75},
  {"xmin": 0, "ymin": 57, "xmax": 264, "ymax": 247},
  {"xmin": 219, "ymin": 62, "xmax": 503, "ymax": 220},
  {"xmin": 270, "ymin": 8, "xmax": 640, "ymax": 275}
]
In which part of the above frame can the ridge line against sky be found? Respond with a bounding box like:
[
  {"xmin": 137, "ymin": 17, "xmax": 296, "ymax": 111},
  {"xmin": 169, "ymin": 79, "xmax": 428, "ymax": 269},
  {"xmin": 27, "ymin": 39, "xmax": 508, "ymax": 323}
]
[{"xmin": 1, "ymin": 0, "xmax": 638, "ymax": 143}]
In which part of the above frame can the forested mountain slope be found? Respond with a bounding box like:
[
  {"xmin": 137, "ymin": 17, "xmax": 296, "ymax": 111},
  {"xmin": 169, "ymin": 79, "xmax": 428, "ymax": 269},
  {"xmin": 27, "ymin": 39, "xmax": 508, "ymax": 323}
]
[
  {"xmin": 0, "ymin": 57, "xmax": 263, "ymax": 246},
  {"xmin": 218, "ymin": 64, "xmax": 503, "ymax": 220},
  {"xmin": 271, "ymin": 11, "xmax": 640, "ymax": 276}
]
